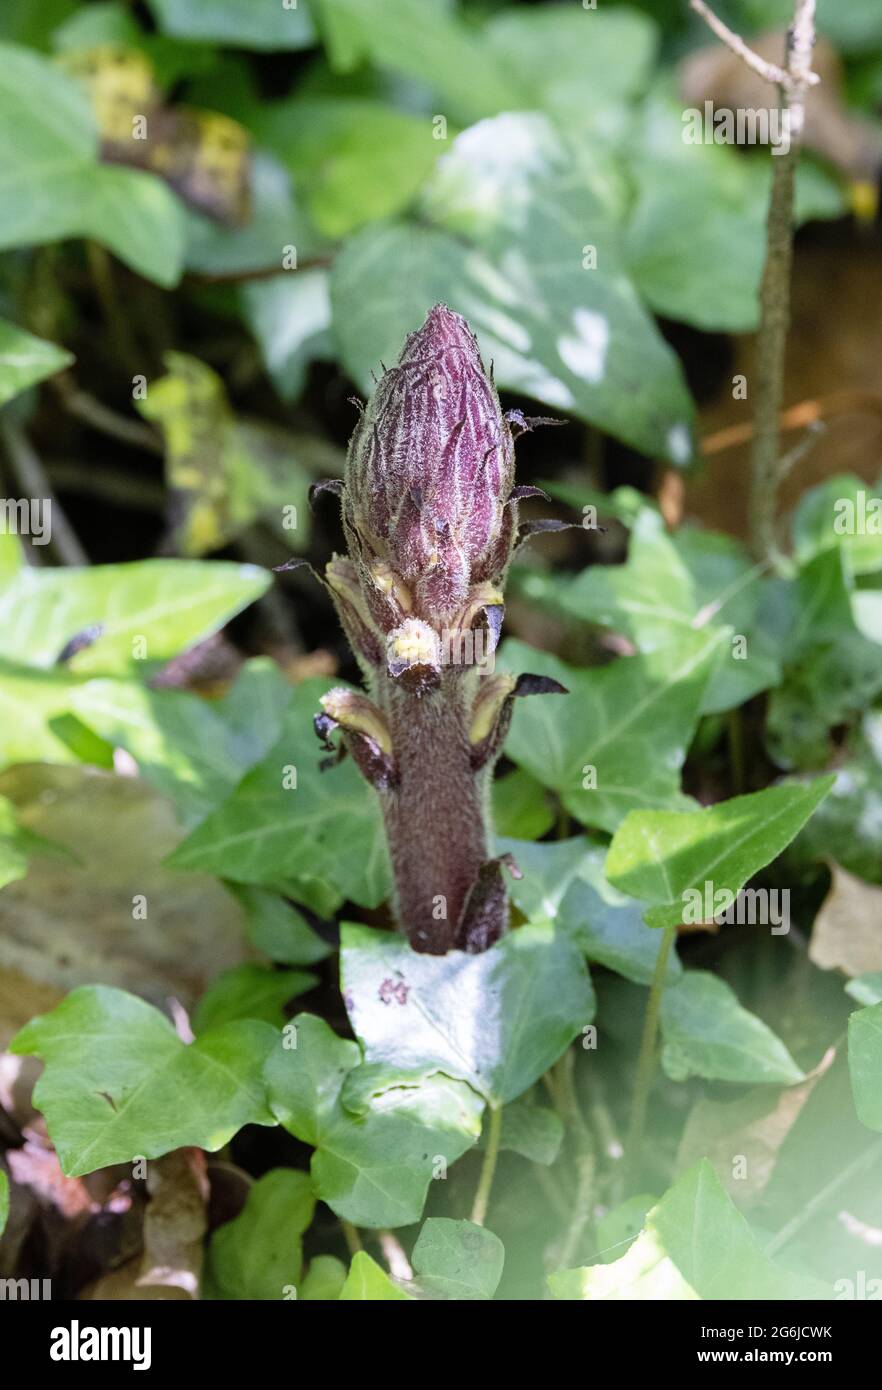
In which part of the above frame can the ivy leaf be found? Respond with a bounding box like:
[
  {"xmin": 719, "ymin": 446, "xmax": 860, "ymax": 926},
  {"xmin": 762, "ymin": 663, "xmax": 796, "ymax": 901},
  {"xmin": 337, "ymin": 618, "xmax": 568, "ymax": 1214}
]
[
  {"xmin": 340, "ymin": 922, "xmax": 594, "ymax": 1108},
  {"xmin": 0, "ymin": 558, "xmax": 269, "ymax": 675},
  {"xmin": 240, "ymin": 270, "xmax": 332, "ymax": 403},
  {"xmin": 0, "ymin": 318, "xmax": 73, "ymax": 406},
  {"xmin": 661, "ymin": 973, "xmax": 804, "ymax": 1086},
  {"xmin": 557, "ymin": 849, "xmax": 683, "ymax": 986},
  {"xmin": 207, "ymin": 1169, "xmax": 315, "ymax": 1300},
  {"xmin": 485, "ymin": 4, "xmax": 657, "ymax": 108},
  {"xmin": 69, "ymin": 679, "xmax": 255, "ymax": 824},
  {"xmin": 549, "ymin": 1160, "xmax": 829, "ymax": 1299},
  {"xmin": 605, "ymin": 779, "xmax": 834, "ymax": 929},
  {"xmin": 333, "ymin": 114, "xmax": 694, "ymax": 463},
  {"xmin": 231, "ymin": 885, "xmax": 331, "ymax": 968},
  {"xmin": 793, "ymin": 475, "xmax": 882, "ymax": 577},
  {"xmin": 339, "ymin": 1251, "xmax": 412, "ymax": 1301},
  {"xmin": 192, "ymin": 964, "xmax": 316, "ymax": 1034},
  {"xmin": 136, "ymin": 352, "xmax": 312, "ymax": 557},
  {"xmin": 495, "ymin": 836, "xmax": 592, "ymax": 923},
  {"xmin": 491, "ymin": 769, "xmax": 555, "ymax": 842},
  {"xmin": 492, "ymin": 1101, "xmax": 563, "ymax": 1166},
  {"xmin": 544, "ymin": 510, "xmax": 779, "ymax": 713},
  {"xmin": 0, "ymin": 43, "xmax": 185, "ymax": 286},
  {"xmin": 167, "ymin": 680, "xmax": 391, "ymax": 911},
  {"xmin": 185, "ymin": 152, "xmax": 324, "ymax": 278},
  {"xmin": 622, "ymin": 84, "xmax": 841, "ymax": 333},
  {"xmin": 849, "ymin": 1003, "xmax": 882, "ymax": 1131},
  {"xmin": 146, "ymin": 0, "xmax": 316, "ymax": 49},
  {"xmin": 790, "ymin": 714, "xmax": 882, "ymax": 884},
  {"xmin": 309, "ymin": 0, "xmax": 516, "ymax": 123},
  {"xmin": 10, "ymin": 986, "xmax": 278, "ymax": 1176},
  {"xmin": 501, "ymin": 631, "xmax": 725, "ymax": 834},
  {"xmin": 299, "ymin": 1255, "xmax": 347, "ymax": 1301},
  {"xmin": 411, "ymin": 1218, "xmax": 504, "ymax": 1301},
  {"xmin": 255, "ymin": 98, "xmax": 441, "ymax": 238},
  {"xmin": 265, "ymin": 1015, "xmax": 482, "ymax": 1229},
  {"xmin": 846, "ymin": 974, "xmax": 882, "ymax": 1007}
]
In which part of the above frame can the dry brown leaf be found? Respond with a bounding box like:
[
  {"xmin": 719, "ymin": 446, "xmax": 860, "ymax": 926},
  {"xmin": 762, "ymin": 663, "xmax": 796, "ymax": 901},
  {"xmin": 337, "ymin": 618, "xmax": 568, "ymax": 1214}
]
[
  {"xmin": 0, "ymin": 764, "xmax": 253, "ymax": 1011},
  {"xmin": 810, "ymin": 863, "xmax": 882, "ymax": 979},
  {"xmin": 675, "ymin": 1047, "xmax": 835, "ymax": 1204}
]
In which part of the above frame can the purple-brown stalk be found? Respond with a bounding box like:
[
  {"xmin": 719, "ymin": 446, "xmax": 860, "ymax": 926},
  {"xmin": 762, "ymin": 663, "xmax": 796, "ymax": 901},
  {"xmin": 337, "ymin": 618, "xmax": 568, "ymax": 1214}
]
[{"xmin": 314, "ymin": 305, "xmax": 564, "ymax": 954}]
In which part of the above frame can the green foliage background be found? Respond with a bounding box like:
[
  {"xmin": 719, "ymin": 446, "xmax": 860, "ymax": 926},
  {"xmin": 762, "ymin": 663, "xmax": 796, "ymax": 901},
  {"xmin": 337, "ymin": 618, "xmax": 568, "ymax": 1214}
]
[{"xmin": 0, "ymin": 0, "xmax": 881, "ymax": 1303}]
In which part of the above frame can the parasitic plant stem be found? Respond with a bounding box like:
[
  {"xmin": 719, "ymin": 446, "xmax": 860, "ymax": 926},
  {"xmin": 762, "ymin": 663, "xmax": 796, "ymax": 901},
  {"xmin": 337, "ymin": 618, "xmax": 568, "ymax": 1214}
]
[{"xmin": 312, "ymin": 305, "xmax": 565, "ymax": 954}]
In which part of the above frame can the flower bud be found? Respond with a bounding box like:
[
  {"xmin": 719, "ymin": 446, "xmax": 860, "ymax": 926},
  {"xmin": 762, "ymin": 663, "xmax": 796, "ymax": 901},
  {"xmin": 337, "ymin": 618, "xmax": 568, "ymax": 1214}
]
[{"xmin": 343, "ymin": 304, "xmax": 516, "ymax": 626}]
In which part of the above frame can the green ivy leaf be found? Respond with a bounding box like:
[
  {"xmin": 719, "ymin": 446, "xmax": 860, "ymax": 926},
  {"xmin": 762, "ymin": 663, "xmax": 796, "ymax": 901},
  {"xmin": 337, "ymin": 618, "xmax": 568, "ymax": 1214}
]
[
  {"xmin": 557, "ymin": 849, "xmax": 683, "ymax": 986},
  {"xmin": 207, "ymin": 1169, "xmax": 315, "ymax": 1300},
  {"xmin": 0, "ymin": 558, "xmax": 269, "ymax": 675},
  {"xmin": 146, "ymin": 0, "xmax": 315, "ymax": 49},
  {"xmin": 490, "ymin": 769, "xmax": 555, "ymax": 842},
  {"xmin": 0, "ymin": 43, "xmax": 185, "ymax": 286},
  {"xmin": 622, "ymin": 84, "xmax": 842, "ymax": 333},
  {"xmin": 495, "ymin": 836, "xmax": 592, "ymax": 924},
  {"xmin": 790, "ymin": 715, "xmax": 882, "ymax": 883},
  {"xmin": 309, "ymin": 0, "xmax": 515, "ymax": 123},
  {"xmin": 69, "ymin": 679, "xmax": 255, "ymax": 823},
  {"xmin": 192, "ymin": 964, "xmax": 316, "ymax": 1034},
  {"xmin": 333, "ymin": 114, "xmax": 695, "ymax": 463},
  {"xmin": 549, "ymin": 1160, "xmax": 829, "ymax": 1299},
  {"xmin": 240, "ymin": 269, "xmax": 332, "ymax": 403},
  {"xmin": 661, "ymin": 972, "xmax": 804, "ymax": 1086},
  {"xmin": 168, "ymin": 680, "xmax": 391, "ymax": 911},
  {"xmin": 0, "ymin": 318, "xmax": 73, "ymax": 406},
  {"xmin": 231, "ymin": 885, "xmax": 331, "ymax": 967},
  {"xmin": 492, "ymin": 1100, "xmax": 563, "ymax": 1166},
  {"xmin": 605, "ymin": 779, "xmax": 834, "ymax": 929},
  {"xmin": 535, "ymin": 510, "xmax": 779, "ymax": 714},
  {"xmin": 185, "ymin": 152, "xmax": 324, "ymax": 277},
  {"xmin": 10, "ymin": 986, "xmax": 278, "ymax": 1176},
  {"xmin": 411, "ymin": 1218, "xmax": 504, "ymax": 1300},
  {"xmin": 793, "ymin": 475, "xmax": 882, "ymax": 577},
  {"xmin": 484, "ymin": 4, "xmax": 657, "ymax": 109},
  {"xmin": 255, "ymin": 98, "xmax": 441, "ymax": 238},
  {"xmin": 299, "ymin": 1254, "xmax": 347, "ymax": 1301},
  {"xmin": 846, "ymin": 973, "xmax": 882, "ymax": 1007},
  {"xmin": 265, "ymin": 1015, "xmax": 482, "ymax": 1229},
  {"xmin": 501, "ymin": 630, "xmax": 725, "ymax": 834},
  {"xmin": 338, "ymin": 1251, "xmax": 413, "ymax": 1301},
  {"xmin": 340, "ymin": 922, "xmax": 594, "ymax": 1107},
  {"xmin": 849, "ymin": 1003, "xmax": 882, "ymax": 1131}
]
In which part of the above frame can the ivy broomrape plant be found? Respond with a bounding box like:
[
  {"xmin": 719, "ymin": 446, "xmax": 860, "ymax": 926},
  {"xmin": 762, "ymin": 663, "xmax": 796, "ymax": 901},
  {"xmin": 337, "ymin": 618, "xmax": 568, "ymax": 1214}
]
[{"xmin": 311, "ymin": 305, "xmax": 565, "ymax": 955}]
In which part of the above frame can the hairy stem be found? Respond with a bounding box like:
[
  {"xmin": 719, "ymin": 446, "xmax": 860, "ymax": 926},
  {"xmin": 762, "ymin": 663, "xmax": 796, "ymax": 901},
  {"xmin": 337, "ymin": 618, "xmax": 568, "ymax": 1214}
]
[{"xmin": 381, "ymin": 670, "xmax": 488, "ymax": 953}]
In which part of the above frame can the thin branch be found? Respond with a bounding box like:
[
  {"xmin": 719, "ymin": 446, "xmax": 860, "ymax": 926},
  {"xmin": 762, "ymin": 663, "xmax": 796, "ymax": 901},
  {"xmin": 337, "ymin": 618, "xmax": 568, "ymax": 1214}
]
[
  {"xmin": 340, "ymin": 1220, "xmax": 363, "ymax": 1257},
  {"xmin": 689, "ymin": 0, "xmax": 819, "ymax": 90},
  {"xmin": 0, "ymin": 418, "xmax": 88, "ymax": 566},
  {"xmin": 692, "ymin": 0, "xmax": 820, "ymax": 563},
  {"xmin": 53, "ymin": 376, "xmax": 163, "ymax": 455},
  {"xmin": 46, "ymin": 458, "xmax": 165, "ymax": 511}
]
